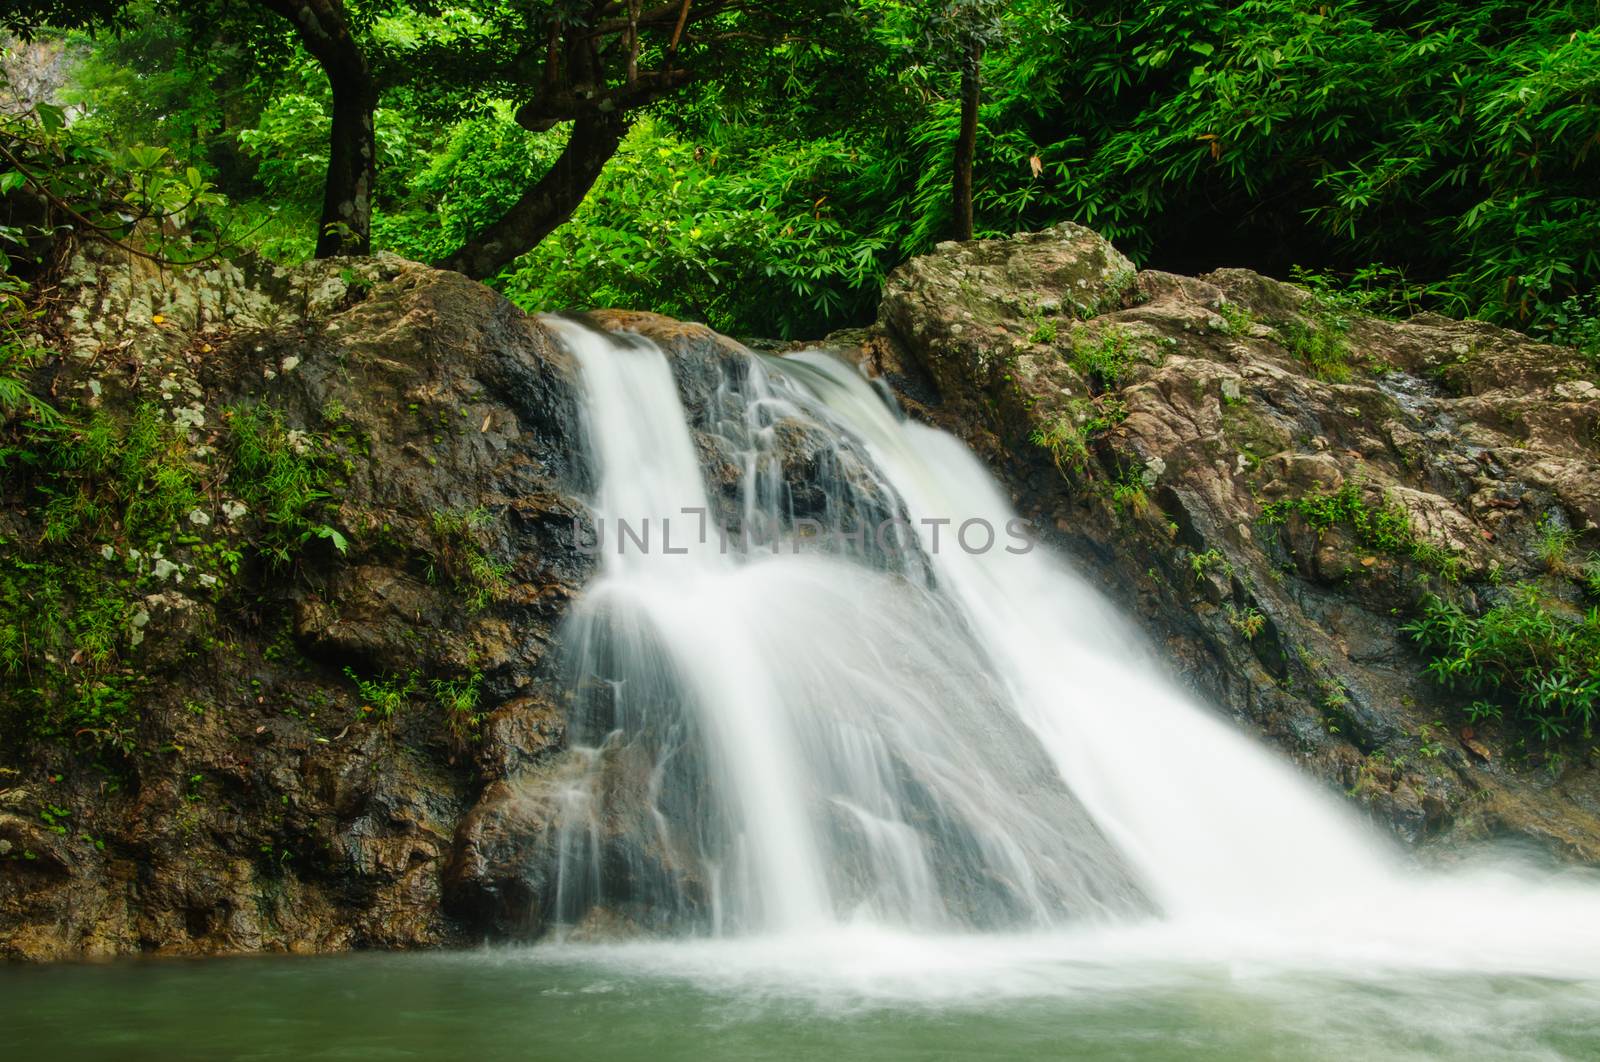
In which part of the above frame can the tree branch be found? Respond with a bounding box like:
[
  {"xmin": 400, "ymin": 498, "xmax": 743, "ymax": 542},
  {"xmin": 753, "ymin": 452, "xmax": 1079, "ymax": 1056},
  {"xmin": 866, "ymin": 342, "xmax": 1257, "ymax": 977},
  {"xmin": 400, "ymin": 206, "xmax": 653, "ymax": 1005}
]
[
  {"xmin": 513, "ymin": 67, "xmax": 692, "ymax": 131},
  {"xmin": 435, "ymin": 113, "xmax": 629, "ymax": 280}
]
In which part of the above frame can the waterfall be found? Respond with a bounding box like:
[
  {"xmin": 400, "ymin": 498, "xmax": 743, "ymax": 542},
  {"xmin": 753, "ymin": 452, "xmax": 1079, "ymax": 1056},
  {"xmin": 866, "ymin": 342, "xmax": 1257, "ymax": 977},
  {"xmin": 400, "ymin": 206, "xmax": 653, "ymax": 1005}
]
[
  {"xmin": 548, "ymin": 318, "xmax": 1144, "ymax": 934},
  {"xmin": 536, "ymin": 317, "xmax": 1600, "ymax": 981}
]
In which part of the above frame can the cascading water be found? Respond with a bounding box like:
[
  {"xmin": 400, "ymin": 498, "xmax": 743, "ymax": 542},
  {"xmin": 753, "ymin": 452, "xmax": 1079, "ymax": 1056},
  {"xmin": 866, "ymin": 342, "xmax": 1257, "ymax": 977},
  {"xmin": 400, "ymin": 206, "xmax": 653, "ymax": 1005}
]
[
  {"xmin": 537, "ymin": 315, "xmax": 1600, "ymax": 988},
  {"xmin": 548, "ymin": 319, "xmax": 1144, "ymax": 934}
]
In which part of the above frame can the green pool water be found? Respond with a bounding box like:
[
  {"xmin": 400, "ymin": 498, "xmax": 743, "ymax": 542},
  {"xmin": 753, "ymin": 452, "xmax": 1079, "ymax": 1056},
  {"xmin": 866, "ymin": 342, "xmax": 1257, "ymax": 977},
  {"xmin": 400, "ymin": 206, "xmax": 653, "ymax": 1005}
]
[{"xmin": 5, "ymin": 936, "xmax": 1598, "ymax": 1061}]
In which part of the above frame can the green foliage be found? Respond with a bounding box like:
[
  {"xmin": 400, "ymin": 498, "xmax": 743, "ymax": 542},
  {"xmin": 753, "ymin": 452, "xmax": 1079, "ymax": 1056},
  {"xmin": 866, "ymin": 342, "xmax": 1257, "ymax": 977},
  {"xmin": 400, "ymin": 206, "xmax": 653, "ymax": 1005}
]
[
  {"xmin": 1277, "ymin": 316, "xmax": 1351, "ymax": 383},
  {"xmin": 224, "ymin": 403, "xmax": 346, "ymax": 563},
  {"xmin": 1190, "ymin": 548, "xmax": 1235, "ymax": 583},
  {"xmin": 1109, "ymin": 466, "xmax": 1151, "ymax": 517},
  {"xmin": 1068, "ymin": 326, "xmax": 1136, "ymax": 390},
  {"xmin": 344, "ymin": 667, "xmax": 417, "ymax": 721},
  {"xmin": 236, "ymin": 89, "xmax": 333, "ymax": 207},
  {"xmin": 428, "ymin": 506, "xmax": 509, "ymax": 612},
  {"xmin": 956, "ymin": 0, "xmax": 1600, "ymax": 332},
  {"xmin": 1028, "ymin": 396, "xmax": 1126, "ymax": 473},
  {"xmin": 31, "ymin": 0, "xmax": 1600, "ymax": 340},
  {"xmin": 1536, "ymin": 514, "xmax": 1578, "ymax": 574},
  {"xmin": 1404, "ymin": 588, "xmax": 1600, "ymax": 743},
  {"xmin": 1226, "ymin": 604, "xmax": 1267, "ymax": 640},
  {"xmin": 1581, "ymin": 555, "xmax": 1600, "ymax": 600},
  {"xmin": 1272, "ymin": 286, "xmax": 1355, "ymax": 382},
  {"xmin": 1415, "ymin": 721, "xmax": 1447, "ymax": 760},
  {"xmin": 1, "ymin": 400, "xmax": 214, "ymax": 752},
  {"xmin": 374, "ymin": 107, "xmax": 568, "ymax": 265},
  {"xmin": 1, "ymin": 381, "xmax": 342, "ymax": 752},
  {"xmin": 0, "ymin": 276, "xmax": 62, "ymax": 429},
  {"xmin": 1216, "ymin": 300, "xmax": 1255, "ymax": 336},
  {"xmin": 16, "ymin": 404, "xmax": 204, "ymax": 546},
  {"xmin": 498, "ymin": 120, "xmax": 896, "ymax": 338},
  {"xmin": 0, "ymin": 546, "xmax": 145, "ymax": 752},
  {"xmin": 0, "ymin": 100, "xmax": 244, "ymax": 275},
  {"xmin": 1261, "ymin": 480, "xmax": 1462, "ymax": 577},
  {"xmin": 1535, "ymin": 292, "xmax": 1600, "ymax": 365},
  {"xmin": 431, "ymin": 671, "xmax": 484, "ymax": 743},
  {"xmin": 1288, "ymin": 264, "xmax": 1460, "ymax": 321}
]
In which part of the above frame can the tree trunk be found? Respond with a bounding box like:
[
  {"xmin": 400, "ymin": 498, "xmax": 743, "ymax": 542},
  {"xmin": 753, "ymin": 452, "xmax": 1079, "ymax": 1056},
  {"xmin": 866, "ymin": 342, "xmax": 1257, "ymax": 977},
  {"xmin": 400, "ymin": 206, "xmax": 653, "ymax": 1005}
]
[
  {"xmin": 952, "ymin": 38, "xmax": 983, "ymax": 243},
  {"xmin": 259, "ymin": 0, "xmax": 376, "ymax": 257},
  {"xmin": 436, "ymin": 114, "xmax": 628, "ymax": 281}
]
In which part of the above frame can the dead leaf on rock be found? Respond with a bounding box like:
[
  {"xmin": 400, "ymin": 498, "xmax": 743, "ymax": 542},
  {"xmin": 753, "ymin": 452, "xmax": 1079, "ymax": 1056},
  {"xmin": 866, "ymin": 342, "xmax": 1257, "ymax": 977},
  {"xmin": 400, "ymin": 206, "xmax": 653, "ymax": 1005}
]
[{"xmin": 1461, "ymin": 734, "xmax": 1493, "ymax": 764}]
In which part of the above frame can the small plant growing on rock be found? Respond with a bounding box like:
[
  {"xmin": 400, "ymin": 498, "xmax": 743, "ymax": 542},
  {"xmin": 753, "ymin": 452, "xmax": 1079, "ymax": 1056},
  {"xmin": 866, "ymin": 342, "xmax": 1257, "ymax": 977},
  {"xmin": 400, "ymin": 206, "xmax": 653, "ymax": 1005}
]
[
  {"xmin": 1536, "ymin": 513, "xmax": 1577, "ymax": 574},
  {"xmin": 1225, "ymin": 604, "xmax": 1267, "ymax": 640},
  {"xmin": 429, "ymin": 506, "xmax": 511, "ymax": 612},
  {"xmin": 1278, "ymin": 314, "xmax": 1352, "ymax": 382},
  {"xmin": 1582, "ymin": 555, "xmax": 1600, "ymax": 599},
  {"xmin": 1216, "ymin": 300, "xmax": 1256, "ymax": 336},
  {"xmin": 1069, "ymin": 325, "xmax": 1136, "ymax": 390},
  {"xmin": 225, "ymin": 403, "xmax": 347, "ymax": 561},
  {"xmin": 1110, "ymin": 467, "xmax": 1151, "ymax": 517},
  {"xmin": 1320, "ymin": 683, "xmax": 1352, "ymax": 735},
  {"xmin": 1260, "ymin": 480, "xmax": 1463, "ymax": 579},
  {"xmin": 1, "ymin": 275, "xmax": 65, "ymax": 429},
  {"xmin": 1030, "ymin": 413, "xmax": 1087, "ymax": 471},
  {"xmin": 344, "ymin": 667, "xmax": 418, "ymax": 720},
  {"xmin": 1028, "ymin": 397, "xmax": 1126, "ymax": 474},
  {"xmin": 1414, "ymin": 721, "xmax": 1447, "ymax": 759},
  {"xmin": 432, "ymin": 671, "xmax": 484, "ymax": 743},
  {"xmin": 1095, "ymin": 268, "xmax": 1141, "ymax": 314},
  {"xmin": 1190, "ymin": 548, "xmax": 1235, "ymax": 583}
]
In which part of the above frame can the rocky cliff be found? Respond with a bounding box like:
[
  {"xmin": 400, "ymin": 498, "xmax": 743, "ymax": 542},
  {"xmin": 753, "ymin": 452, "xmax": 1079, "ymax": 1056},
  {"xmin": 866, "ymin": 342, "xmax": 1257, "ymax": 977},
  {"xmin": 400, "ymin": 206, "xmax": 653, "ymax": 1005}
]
[
  {"xmin": 856, "ymin": 223, "xmax": 1600, "ymax": 861},
  {"xmin": 4, "ymin": 226, "xmax": 1599, "ymax": 960},
  {"xmin": 1, "ymin": 250, "xmax": 591, "ymax": 959}
]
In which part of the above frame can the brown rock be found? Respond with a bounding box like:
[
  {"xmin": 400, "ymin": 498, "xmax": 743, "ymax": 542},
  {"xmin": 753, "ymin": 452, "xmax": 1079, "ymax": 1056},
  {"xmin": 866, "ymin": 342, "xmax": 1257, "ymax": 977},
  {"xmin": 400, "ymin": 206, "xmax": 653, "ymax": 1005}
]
[{"xmin": 864, "ymin": 224, "xmax": 1600, "ymax": 863}]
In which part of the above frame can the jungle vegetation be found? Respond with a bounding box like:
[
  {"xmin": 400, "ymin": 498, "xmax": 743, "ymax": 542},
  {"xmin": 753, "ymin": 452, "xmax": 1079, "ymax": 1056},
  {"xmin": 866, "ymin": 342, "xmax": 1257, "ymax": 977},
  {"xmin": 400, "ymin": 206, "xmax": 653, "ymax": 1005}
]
[{"xmin": 1, "ymin": 0, "xmax": 1597, "ymax": 341}]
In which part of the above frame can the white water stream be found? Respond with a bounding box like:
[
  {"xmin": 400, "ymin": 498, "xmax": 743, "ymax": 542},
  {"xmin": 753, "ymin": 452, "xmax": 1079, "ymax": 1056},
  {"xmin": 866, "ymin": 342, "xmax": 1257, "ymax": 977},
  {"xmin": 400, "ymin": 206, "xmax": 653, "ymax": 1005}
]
[{"xmin": 539, "ymin": 318, "xmax": 1600, "ymax": 999}]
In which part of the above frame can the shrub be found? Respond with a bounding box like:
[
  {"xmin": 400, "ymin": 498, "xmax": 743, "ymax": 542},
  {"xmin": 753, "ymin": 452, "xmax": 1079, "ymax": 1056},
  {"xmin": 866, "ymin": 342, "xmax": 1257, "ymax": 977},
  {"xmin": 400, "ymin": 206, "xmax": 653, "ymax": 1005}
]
[{"xmin": 1404, "ymin": 587, "xmax": 1600, "ymax": 743}]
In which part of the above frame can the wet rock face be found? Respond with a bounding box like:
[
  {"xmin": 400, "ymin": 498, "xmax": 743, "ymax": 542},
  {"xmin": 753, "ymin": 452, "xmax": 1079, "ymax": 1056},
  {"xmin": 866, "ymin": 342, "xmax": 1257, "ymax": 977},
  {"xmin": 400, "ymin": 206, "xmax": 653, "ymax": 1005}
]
[
  {"xmin": 865, "ymin": 223, "xmax": 1600, "ymax": 863},
  {"xmin": 0, "ymin": 250, "xmax": 593, "ymax": 960}
]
